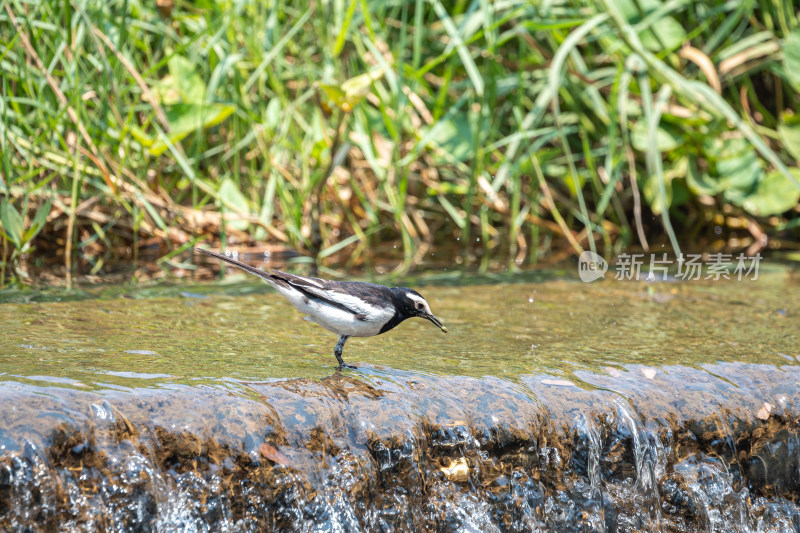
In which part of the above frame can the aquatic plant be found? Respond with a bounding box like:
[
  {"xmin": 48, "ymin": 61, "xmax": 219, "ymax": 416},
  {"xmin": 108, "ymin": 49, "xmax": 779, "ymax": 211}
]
[{"xmin": 1, "ymin": 0, "xmax": 799, "ymax": 285}]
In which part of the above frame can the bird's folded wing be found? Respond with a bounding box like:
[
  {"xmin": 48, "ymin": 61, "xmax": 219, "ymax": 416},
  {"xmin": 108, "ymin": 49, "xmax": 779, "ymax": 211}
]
[
  {"xmin": 270, "ymin": 271, "xmax": 360, "ymax": 315},
  {"xmin": 271, "ymin": 271, "xmax": 381, "ymax": 320}
]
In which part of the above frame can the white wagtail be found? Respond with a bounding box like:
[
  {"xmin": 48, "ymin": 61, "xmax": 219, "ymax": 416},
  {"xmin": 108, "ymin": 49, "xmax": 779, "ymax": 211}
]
[{"xmin": 196, "ymin": 248, "xmax": 447, "ymax": 370}]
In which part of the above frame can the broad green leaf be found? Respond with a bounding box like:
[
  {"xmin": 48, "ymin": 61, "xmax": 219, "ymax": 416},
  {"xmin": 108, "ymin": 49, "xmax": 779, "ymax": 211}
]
[
  {"xmin": 168, "ymin": 55, "xmax": 206, "ymax": 104},
  {"xmin": 147, "ymin": 103, "xmax": 235, "ymax": 156},
  {"xmin": 778, "ymin": 115, "xmax": 800, "ymax": 162},
  {"xmin": 640, "ymin": 17, "xmax": 684, "ymax": 52},
  {"xmin": 148, "ymin": 56, "xmax": 207, "ymax": 106},
  {"xmin": 317, "ymin": 67, "xmax": 387, "ymax": 113},
  {"xmin": 783, "ymin": 30, "xmax": 800, "ymax": 91},
  {"xmin": 427, "ymin": 114, "xmax": 474, "ymax": 162},
  {"xmin": 722, "ymin": 185, "xmax": 750, "ymax": 206},
  {"xmin": 643, "ymin": 156, "xmax": 688, "ymax": 213},
  {"xmin": 609, "ymin": 0, "xmax": 685, "ymax": 52},
  {"xmin": 264, "ymin": 99, "xmax": 282, "ymax": 130},
  {"xmin": 641, "ymin": 170, "xmax": 672, "ymax": 214},
  {"xmin": 218, "ymin": 178, "xmax": 251, "ymax": 231},
  {"xmin": 742, "ymin": 169, "xmax": 800, "ymax": 216},
  {"xmin": 23, "ymin": 198, "xmax": 51, "ymax": 243},
  {"xmin": 631, "ymin": 121, "xmax": 683, "ymax": 152},
  {"xmin": 686, "ymin": 137, "xmax": 763, "ymax": 200},
  {"xmin": 130, "ymin": 125, "xmax": 155, "ymax": 148},
  {"xmin": 670, "ymin": 176, "xmax": 690, "ymax": 206},
  {"xmin": 687, "ymin": 156, "xmax": 723, "ymax": 195},
  {"xmin": 0, "ymin": 200, "xmax": 23, "ymax": 248},
  {"xmin": 713, "ymin": 137, "xmax": 761, "ymax": 191},
  {"xmin": 317, "ymin": 84, "xmax": 346, "ymax": 114},
  {"xmin": 341, "ymin": 67, "xmax": 386, "ymax": 99}
]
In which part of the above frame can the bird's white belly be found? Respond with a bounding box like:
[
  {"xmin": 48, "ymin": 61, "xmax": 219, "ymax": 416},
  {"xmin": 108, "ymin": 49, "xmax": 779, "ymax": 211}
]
[
  {"xmin": 277, "ymin": 286, "xmax": 392, "ymax": 337},
  {"xmin": 311, "ymin": 312, "xmax": 387, "ymax": 337}
]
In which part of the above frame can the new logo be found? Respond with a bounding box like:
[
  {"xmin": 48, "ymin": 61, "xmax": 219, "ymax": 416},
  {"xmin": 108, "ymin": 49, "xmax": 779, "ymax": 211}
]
[{"xmin": 578, "ymin": 251, "xmax": 607, "ymax": 282}]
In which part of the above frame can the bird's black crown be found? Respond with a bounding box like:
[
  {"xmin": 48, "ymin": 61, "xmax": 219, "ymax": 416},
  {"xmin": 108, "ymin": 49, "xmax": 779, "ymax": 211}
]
[{"xmin": 391, "ymin": 288, "xmax": 426, "ymax": 316}]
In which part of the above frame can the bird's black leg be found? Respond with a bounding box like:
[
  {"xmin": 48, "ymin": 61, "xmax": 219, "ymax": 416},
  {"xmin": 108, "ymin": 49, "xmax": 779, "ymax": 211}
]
[{"xmin": 334, "ymin": 335, "xmax": 356, "ymax": 370}]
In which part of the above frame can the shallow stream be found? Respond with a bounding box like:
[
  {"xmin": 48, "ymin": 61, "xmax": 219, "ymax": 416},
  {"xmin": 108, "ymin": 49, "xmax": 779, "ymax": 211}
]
[{"xmin": 1, "ymin": 268, "xmax": 799, "ymax": 531}]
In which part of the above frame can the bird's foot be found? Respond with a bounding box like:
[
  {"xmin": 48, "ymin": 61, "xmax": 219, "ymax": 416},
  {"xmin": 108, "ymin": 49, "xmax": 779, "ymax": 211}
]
[{"xmin": 336, "ymin": 362, "xmax": 358, "ymax": 371}]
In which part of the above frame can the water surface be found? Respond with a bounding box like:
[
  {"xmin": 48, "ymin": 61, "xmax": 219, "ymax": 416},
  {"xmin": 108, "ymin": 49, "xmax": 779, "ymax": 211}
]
[{"xmin": 1, "ymin": 269, "xmax": 798, "ymax": 531}]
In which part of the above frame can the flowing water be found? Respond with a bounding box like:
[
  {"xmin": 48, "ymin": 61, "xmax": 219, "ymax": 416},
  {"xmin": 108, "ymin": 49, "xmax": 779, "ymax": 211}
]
[{"xmin": 0, "ymin": 267, "xmax": 799, "ymax": 532}]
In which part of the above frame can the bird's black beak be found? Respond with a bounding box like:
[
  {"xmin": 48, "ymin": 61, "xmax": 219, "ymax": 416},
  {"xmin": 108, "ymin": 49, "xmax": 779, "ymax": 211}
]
[{"xmin": 422, "ymin": 312, "xmax": 447, "ymax": 333}]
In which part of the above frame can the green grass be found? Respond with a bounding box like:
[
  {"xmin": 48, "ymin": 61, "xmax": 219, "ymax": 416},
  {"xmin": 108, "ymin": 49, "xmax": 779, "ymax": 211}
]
[{"xmin": 1, "ymin": 0, "xmax": 799, "ymax": 286}]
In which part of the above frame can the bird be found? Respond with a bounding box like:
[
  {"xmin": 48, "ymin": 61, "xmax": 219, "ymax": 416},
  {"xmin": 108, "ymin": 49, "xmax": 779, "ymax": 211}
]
[{"xmin": 196, "ymin": 248, "xmax": 447, "ymax": 370}]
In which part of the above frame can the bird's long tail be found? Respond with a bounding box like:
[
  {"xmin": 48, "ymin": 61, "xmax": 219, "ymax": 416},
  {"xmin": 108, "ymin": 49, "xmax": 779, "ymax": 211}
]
[{"xmin": 195, "ymin": 248, "xmax": 276, "ymax": 284}]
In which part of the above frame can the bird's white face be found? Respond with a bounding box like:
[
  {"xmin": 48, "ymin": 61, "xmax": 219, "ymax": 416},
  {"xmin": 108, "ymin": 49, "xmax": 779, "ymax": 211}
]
[{"xmin": 405, "ymin": 292, "xmax": 432, "ymax": 316}]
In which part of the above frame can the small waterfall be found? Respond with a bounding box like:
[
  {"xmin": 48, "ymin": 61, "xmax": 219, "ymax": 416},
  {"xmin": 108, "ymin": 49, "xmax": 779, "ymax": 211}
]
[{"xmin": 2, "ymin": 363, "xmax": 800, "ymax": 532}]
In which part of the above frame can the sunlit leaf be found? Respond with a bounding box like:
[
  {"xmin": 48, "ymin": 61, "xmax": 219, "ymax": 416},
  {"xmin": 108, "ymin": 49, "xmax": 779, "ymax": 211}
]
[
  {"xmin": 686, "ymin": 156, "xmax": 723, "ymax": 196},
  {"xmin": 631, "ymin": 121, "xmax": 683, "ymax": 152},
  {"xmin": 23, "ymin": 198, "xmax": 51, "ymax": 243},
  {"xmin": 427, "ymin": 115, "xmax": 474, "ymax": 162},
  {"xmin": 0, "ymin": 200, "xmax": 23, "ymax": 248},
  {"xmin": 741, "ymin": 169, "xmax": 800, "ymax": 216},
  {"xmin": 167, "ymin": 55, "xmax": 206, "ymax": 104},
  {"xmin": 145, "ymin": 55, "xmax": 207, "ymax": 107},
  {"xmin": 783, "ymin": 30, "xmax": 800, "ymax": 90},
  {"xmin": 641, "ymin": 171, "xmax": 672, "ymax": 214},
  {"xmin": 146, "ymin": 103, "xmax": 236, "ymax": 156},
  {"xmin": 686, "ymin": 137, "xmax": 762, "ymax": 204},
  {"xmin": 610, "ymin": 0, "xmax": 685, "ymax": 52},
  {"xmin": 713, "ymin": 138, "xmax": 761, "ymax": 191},
  {"xmin": 218, "ymin": 178, "xmax": 251, "ymax": 231},
  {"xmin": 317, "ymin": 67, "xmax": 387, "ymax": 113},
  {"xmin": 778, "ymin": 115, "xmax": 800, "ymax": 162},
  {"xmin": 264, "ymin": 99, "xmax": 282, "ymax": 130}
]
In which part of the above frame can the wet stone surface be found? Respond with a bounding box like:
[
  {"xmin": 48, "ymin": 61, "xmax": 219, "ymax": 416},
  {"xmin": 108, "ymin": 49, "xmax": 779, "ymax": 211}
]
[{"xmin": 1, "ymin": 363, "xmax": 800, "ymax": 532}]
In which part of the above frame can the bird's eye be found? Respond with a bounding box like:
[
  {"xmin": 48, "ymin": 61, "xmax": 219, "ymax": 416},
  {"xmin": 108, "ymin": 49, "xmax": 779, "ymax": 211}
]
[{"xmin": 416, "ymin": 302, "xmax": 424, "ymax": 310}]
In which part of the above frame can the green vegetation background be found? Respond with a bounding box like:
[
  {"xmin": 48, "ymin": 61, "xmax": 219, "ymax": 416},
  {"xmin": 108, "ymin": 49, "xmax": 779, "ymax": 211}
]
[{"xmin": 1, "ymin": 0, "xmax": 800, "ymax": 285}]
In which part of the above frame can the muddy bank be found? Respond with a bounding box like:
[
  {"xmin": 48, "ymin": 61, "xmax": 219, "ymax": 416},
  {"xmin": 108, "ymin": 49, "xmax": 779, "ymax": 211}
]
[{"xmin": 1, "ymin": 363, "xmax": 799, "ymax": 532}]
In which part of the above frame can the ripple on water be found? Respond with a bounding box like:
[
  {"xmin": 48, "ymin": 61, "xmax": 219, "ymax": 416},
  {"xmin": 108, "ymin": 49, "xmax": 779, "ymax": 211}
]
[{"xmin": 0, "ymin": 273, "xmax": 799, "ymax": 530}]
